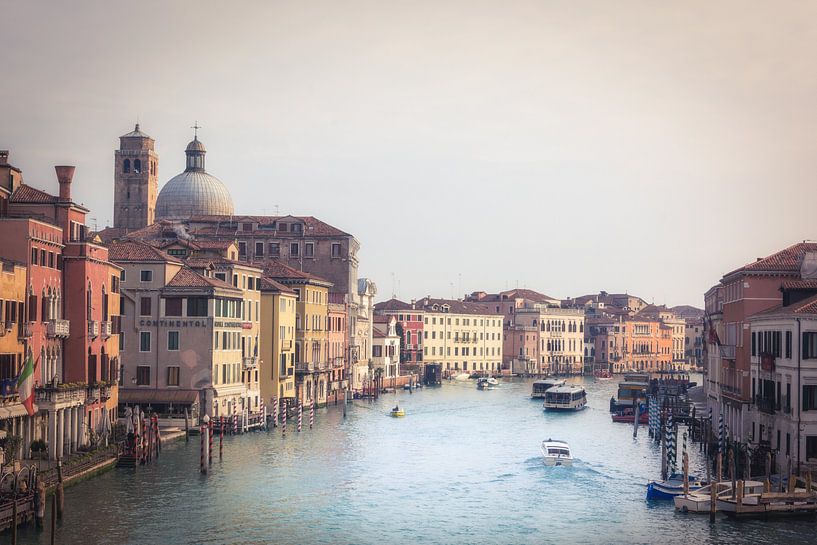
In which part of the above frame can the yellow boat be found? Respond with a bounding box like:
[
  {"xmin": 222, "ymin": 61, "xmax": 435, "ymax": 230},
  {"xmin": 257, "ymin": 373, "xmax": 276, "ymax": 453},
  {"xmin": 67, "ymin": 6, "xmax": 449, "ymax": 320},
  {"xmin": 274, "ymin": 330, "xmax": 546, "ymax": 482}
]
[{"xmin": 390, "ymin": 408, "xmax": 406, "ymax": 417}]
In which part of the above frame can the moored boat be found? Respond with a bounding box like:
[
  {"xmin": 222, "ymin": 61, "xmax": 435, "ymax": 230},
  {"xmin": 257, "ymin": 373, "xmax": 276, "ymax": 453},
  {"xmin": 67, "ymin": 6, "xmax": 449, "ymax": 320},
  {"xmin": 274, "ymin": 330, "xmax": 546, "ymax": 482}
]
[
  {"xmin": 540, "ymin": 439, "xmax": 573, "ymax": 466},
  {"xmin": 593, "ymin": 369, "xmax": 613, "ymax": 380},
  {"xmin": 543, "ymin": 386, "xmax": 587, "ymax": 411},
  {"xmin": 646, "ymin": 473, "xmax": 706, "ymax": 500},
  {"xmin": 476, "ymin": 377, "xmax": 499, "ymax": 390},
  {"xmin": 531, "ymin": 378, "xmax": 566, "ymax": 399},
  {"xmin": 611, "ymin": 409, "xmax": 648, "ymax": 424}
]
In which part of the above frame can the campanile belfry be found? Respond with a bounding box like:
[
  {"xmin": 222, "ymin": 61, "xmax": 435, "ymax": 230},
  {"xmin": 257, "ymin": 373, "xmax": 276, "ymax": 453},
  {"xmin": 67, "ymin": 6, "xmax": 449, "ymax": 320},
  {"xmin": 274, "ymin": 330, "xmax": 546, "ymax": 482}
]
[{"xmin": 113, "ymin": 124, "xmax": 158, "ymax": 231}]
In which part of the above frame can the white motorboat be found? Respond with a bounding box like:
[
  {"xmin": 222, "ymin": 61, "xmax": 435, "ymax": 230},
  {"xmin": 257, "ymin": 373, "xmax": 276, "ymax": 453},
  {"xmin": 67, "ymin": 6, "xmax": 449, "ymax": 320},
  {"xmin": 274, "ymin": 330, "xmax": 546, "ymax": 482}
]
[
  {"xmin": 531, "ymin": 378, "xmax": 565, "ymax": 399},
  {"xmin": 453, "ymin": 372, "xmax": 471, "ymax": 381},
  {"xmin": 674, "ymin": 480, "xmax": 766, "ymax": 513},
  {"xmin": 476, "ymin": 377, "xmax": 499, "ymax": 390},
  {"xmin": 541, "ymin": 439, "xmax": 573, "ymax": 466},
  {"xmin": 543, "ymin": 386, "xmax": 587, "ymax": 411}
]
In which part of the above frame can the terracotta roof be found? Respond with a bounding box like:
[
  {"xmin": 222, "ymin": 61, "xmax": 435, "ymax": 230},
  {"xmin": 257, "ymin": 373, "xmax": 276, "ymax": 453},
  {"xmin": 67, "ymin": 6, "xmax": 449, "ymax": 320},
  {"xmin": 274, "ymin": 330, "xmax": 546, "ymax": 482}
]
[
  {"xmin": 159, "ymin": 239, "xmax": 202, "ymax": 251},
  {"xmin": 727, "ymin": 242, "xmax": 817, "ymax": 277},
  {"xmin": 194, "ymin": 239, "xmax": 236, "ymax": 250},
  {"xmin": 10, "ymin": 184, "xmax": 58, "ymax": 203},
  {"xmin": 165, "ymin": 267, "xmax": 238, "ymax": 291},
  {"xmin": 264, "ymin": 261, "xmax": 332, "ymax": 285},
  {"xmin": 108, "ymin": 240, "xmax": 183, "ymax": 264},
  {"xmin": 751, "ymin": 293, "xmax": 817, "ymax": 318},
  {"xmin": 260, "ymin": 277, "xmax": 296, "ymax": 294},
  {"xmin": 781, "ymin": 279, "xmax": 817, "ymax": 290},
  {"xmin": 416, "ymin": 297, "xmax": 500, "ymax": 316},
  {"xmin": 500, "ymin": 288, "xmax": 559, "ymax": 303},
  {"xmin": 374, "ymin": 298, "xmax": 414, "ymax": 311},
  {"xmin": 182, "ymin": 214, "xmax": 351, "ymax": 237}
]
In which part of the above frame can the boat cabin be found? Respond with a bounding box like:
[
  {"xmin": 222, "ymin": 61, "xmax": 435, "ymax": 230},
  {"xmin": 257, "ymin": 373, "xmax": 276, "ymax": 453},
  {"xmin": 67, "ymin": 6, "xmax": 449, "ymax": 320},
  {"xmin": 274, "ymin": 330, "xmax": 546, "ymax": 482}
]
[
  {"xmin": 543, "ymin": 386, "xmax": 587, "ymax": 411},
  {"xmin": 531, "ymin": 378, "xmax": 566, "ymax": 398}
]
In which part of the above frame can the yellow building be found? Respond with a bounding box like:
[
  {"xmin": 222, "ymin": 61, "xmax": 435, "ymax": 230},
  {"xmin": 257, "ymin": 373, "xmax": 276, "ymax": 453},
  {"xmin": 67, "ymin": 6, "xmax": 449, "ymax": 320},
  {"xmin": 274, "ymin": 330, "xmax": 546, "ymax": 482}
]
[
  {"xmin": 260, "ymin": 277, "xmax": 297, "ymax": 404},
  {"xmin": 265, "ymin": 262, "xmax": 333, "ymax": 407},
  {"xmin": 418, "ymin": 298, "xmax": 504, "ymax": 374},
  {"xmin": 0, "ymin": 259, "xmax": 28, "ymax": 458}
]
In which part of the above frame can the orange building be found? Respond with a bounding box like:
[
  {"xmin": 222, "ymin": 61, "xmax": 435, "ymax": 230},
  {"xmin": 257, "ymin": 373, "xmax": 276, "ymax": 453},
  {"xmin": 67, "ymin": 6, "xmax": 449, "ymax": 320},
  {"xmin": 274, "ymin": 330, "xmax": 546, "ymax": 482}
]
[{"xmin": 593, "ymin": 317, "xmax": 672, "ymax": 373}]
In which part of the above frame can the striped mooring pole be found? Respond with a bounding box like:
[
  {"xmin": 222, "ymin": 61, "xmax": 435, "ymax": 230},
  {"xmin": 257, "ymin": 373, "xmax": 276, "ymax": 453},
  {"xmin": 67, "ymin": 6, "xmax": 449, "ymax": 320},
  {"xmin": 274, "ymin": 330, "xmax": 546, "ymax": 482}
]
[
  {"xmin": 233, "ymin": 403, "xmax": 238, "ymax": 435},
  {"xmin": 219, "ymin": 416, "xmax": 224, "ymax": 460},
  {"xmin": 260, "ymin": 398, "xmax": 266, "ymax": 430},
  {"xmin": 298, "ymin": 400, "xmax": 303, "ymax": 432},
  {"xmin": 718, "ymin": 411, "xmax": 724, "ymax": 454},
  {"xmin": 666, "ymin": 413, "xmax": 676, "ymax": 475},
  {"xmin": 273, "ymin": 396, "xmax": 279, "ymax": 427},
  {"xmin": 199, "ymin": 421, "xmax": 207, "ymax": 474},
  {"xmin": 208, "ymin": 418, "xmax": 213, "ymax": 465},
  {"xmin": 310, "ymin": 399, "xmax": 314, "ymax": 429},
  {"xmin": 282, "ymin": 400, "xmax": 287, "ymax": 437}
]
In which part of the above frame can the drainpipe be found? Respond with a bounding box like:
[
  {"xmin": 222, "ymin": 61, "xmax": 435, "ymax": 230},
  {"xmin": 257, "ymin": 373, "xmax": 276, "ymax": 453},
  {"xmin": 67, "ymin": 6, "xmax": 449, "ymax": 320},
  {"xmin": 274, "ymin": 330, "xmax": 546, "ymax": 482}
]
[{"xmin": 797, "ymin": 317, "xmax": 802, "ymax": 474}]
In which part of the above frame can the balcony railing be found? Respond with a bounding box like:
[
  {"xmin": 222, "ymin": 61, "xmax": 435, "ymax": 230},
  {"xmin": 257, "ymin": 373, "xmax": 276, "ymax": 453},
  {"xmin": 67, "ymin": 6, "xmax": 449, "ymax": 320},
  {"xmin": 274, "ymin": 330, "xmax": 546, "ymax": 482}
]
[
  {"xmin": 720, "ymin": 382, "xmax": 744, "ymax": 399},
  {"xmin": 719, "ymin": 344, "xmax": 736, "ymax": 359},
  {"xmin": 755, "ymin": 396, "xmax": 777, "ymax": 415},
  {"xmin": 101, "ymin": 320, "xmax": 112, "ymax": 339},
  {"xmin": 88, "ymin": 320, "xmax": 99, "ymax": 338},
  {"xmin": 36, "ymin": 385, "xmax": 86, "ymax": 404},
  {"xmin": 281, "ymin": 339, "xmax": 293, "ymax": 351},
  {"xmin": 19, "ymin": 322, "xmax": 33, "ymax": 339},
  {"xmin": 47, "ymin": 319, "xmax": 70, "ymax": 338},
  {"xmin": 242, "ymin": 356, "xmax": 258, "ymax": 369},
  {"xmin": 295, "ymin": 362, "xmax": 314, "ymax": 374}
]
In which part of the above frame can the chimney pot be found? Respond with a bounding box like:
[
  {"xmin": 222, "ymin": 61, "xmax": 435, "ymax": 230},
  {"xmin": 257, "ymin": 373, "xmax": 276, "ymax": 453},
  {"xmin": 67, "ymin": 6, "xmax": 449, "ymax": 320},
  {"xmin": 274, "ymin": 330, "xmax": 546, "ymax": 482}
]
[
  {"xmin": 0, "ymin": 150, "xmax": 8, "ymax": 165},
  {"xmin": 55, "ymin": 165, "xmax": 75, "ymax": 200}
]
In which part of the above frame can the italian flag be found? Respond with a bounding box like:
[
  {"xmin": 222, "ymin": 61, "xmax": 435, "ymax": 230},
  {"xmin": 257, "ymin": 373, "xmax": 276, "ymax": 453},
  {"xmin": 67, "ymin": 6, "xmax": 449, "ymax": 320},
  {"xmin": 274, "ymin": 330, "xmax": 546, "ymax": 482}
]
[{"xmin": 17, "ymin": 348, "xmax": 37, "ymax": 416}]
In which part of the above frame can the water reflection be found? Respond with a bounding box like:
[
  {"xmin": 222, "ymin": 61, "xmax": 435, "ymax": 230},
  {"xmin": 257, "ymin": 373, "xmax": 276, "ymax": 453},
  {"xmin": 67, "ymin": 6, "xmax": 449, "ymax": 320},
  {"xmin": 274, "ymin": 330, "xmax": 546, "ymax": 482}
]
[{"xmin": 16, "ymin": 377, "xmax": 817, "ymax": 544}]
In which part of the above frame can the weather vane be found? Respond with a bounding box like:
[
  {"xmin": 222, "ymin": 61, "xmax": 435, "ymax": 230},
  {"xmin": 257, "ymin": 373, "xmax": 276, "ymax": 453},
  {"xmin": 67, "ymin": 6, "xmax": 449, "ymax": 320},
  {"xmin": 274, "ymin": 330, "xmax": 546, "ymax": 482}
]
[{"xmin": 191, "ymin": 120, "xmax": 201, "ymax": 139}]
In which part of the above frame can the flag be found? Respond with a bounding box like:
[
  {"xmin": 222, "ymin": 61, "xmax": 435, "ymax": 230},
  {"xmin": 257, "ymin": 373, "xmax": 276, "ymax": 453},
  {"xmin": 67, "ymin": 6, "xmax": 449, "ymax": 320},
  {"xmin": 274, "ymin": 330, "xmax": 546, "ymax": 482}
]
[{"xmin": 17, "ymin": 348, "xmax": 38, "ymax": 416}]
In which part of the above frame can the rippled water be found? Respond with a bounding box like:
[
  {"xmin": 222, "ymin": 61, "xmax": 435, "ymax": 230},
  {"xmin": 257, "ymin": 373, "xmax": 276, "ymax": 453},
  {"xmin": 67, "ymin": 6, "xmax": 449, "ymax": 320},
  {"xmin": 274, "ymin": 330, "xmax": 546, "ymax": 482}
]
[{"xmin": 16, "ymin": 376, "xmax": 817, "ymax": 544}]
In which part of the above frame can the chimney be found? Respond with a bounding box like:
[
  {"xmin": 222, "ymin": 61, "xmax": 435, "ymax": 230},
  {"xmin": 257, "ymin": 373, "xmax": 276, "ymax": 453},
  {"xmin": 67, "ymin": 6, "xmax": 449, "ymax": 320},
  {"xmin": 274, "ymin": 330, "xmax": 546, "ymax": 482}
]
[
  {"xmin": 55, "ymin": 165, "xmax": 75, "ymax": 201},
  {"xmin": 410, "ymin": 299, "xmax": 416, "ymax": 309},
  {"xmin": 0, "ymin": 150, "xmax": 8, "ymax": 165}
]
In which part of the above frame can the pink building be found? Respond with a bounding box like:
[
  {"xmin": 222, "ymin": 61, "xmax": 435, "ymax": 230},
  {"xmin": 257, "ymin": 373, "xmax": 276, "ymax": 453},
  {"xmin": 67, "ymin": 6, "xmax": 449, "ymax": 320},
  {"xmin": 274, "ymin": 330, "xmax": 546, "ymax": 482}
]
[{"xmin": 373, "ymin": 298, "xmax": 424, "ymax": 371}]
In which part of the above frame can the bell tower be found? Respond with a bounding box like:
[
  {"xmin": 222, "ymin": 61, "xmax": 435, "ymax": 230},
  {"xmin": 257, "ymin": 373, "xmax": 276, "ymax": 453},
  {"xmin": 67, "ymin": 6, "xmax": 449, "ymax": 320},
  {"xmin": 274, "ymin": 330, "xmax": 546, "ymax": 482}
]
[{"xmin": 114, "ymin": 124, "xmax": 158, "ymax": 232}]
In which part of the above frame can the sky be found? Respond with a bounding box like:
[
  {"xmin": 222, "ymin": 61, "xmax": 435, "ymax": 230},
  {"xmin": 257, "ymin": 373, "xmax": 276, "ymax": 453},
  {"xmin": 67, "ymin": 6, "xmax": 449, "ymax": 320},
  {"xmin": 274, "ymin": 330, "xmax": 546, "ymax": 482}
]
[{"xmin": 2, "ymin": 0, "xmax": 816, "ymax": 307}]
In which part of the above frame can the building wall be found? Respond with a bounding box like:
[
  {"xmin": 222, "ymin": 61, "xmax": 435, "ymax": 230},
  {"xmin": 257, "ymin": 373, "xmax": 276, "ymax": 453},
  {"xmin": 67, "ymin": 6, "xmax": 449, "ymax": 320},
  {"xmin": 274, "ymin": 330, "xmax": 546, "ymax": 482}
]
[
  {"xmin": 421, "ymin": 311, "xmax": 503, "ymax": 373},
  {"xmin": 260, "ymin": 289, "xmax": 296, "ymax": 405},
  {"xmin": 0, "ymin": 261, "xmax": 26, "ymax": 391},
  {"xmin": 293, "ymin": 282, "xmax": 330, "ymax": 406}
]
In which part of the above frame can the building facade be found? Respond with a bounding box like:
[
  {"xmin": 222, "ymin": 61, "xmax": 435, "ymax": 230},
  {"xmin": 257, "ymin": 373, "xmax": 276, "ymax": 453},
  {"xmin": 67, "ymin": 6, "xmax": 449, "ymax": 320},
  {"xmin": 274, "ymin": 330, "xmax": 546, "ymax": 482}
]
[{"xmin": 259, "ymin": 277, "xmax": 296, "ymax": 404}]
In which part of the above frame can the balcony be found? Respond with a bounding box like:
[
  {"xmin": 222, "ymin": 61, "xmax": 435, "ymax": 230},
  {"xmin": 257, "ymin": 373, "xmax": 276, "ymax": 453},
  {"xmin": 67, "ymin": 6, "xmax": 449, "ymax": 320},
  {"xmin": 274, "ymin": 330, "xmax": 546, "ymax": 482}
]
[
  {"xmin": 295, "ymin": 362, "xmax": 314, "ymax": 374},
  {"xmin": 88, "ymin": 320, "xmax": 99, "ymax": 338},
  {"xmin": 720, "ymin": 382, "xmax": 747, "ymax": 401},
  {"xmin": 281, "ymin": 339, "xmax": 293, "ymax": 351},
  {"xmin": 719, "ymin": 344, "xmax": 736, "ymax": 360},
  {"xmin": 755, "ymin": 396, "xmax": 777, "ymax": 415},
  {"xmin": 101, "ymin": 320, "xmax": 112, "ymax": 339},
  {"xmin": 47, "ymin": 319, "xmax": 70, "ymax": 338},
  {"xmin": 242, "ymin": 356, "xmax": 258, "ymax": 369},
  {"xmin": 36, "ymin": 385, "xmax": 86, "ymax": 404},
  {"xmin": 19, "ymin": 322, "xmax": 33, "ymax": 339}
]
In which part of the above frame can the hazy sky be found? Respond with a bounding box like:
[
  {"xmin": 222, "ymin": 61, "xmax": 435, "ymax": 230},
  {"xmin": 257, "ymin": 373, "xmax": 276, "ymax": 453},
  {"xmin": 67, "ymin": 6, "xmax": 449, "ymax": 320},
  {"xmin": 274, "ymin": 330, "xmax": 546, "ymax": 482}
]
[{"xmin": 2, "ymin": 1, "xmax": 816, "ymax": 307}]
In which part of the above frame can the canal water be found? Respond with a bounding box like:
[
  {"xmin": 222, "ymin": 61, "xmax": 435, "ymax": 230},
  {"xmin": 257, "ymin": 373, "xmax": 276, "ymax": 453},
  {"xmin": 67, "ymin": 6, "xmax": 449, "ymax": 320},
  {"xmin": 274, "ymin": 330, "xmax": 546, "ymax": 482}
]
[{"xmin": 16, "ymin": 377, "xmax": 817, "ymax": 544}]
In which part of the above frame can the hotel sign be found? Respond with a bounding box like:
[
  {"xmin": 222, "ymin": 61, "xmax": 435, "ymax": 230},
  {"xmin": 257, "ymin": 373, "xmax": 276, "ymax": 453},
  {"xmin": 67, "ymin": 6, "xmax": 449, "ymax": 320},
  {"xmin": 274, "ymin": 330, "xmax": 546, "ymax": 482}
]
[
  {"xmin": 214, "ymin": 320, "xmax": 243, "ymax": 329},
  {"xmin": 139, "ymin": 319, "xmax": 208, "ymax": 328}
]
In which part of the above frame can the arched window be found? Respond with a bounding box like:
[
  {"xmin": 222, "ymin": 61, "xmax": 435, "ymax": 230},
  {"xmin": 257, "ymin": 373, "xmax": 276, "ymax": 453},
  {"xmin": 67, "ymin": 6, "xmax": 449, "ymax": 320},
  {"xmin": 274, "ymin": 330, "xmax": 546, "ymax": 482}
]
[
  {"xmin": 134, "ymin": 159, "xmax": 141, "ymax": 173},
  {"xmin": 41, "ymin": 288, "xmax": 48, "ymax": 321},
  {"xmin": 87, "ymin": 282, "xmax": 93, "ymax": 320},
  {"xmin": 123, "ymin": 159, "xmax": 130, "ymax": 173}
]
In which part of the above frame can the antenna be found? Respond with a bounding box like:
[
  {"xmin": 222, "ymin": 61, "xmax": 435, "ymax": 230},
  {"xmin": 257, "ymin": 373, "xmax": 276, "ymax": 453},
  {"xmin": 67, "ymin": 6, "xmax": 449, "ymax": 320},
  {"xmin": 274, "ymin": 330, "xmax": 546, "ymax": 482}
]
[{"xmin": 274, "ymin": 204, "xmax": 280, "ymax": 216}]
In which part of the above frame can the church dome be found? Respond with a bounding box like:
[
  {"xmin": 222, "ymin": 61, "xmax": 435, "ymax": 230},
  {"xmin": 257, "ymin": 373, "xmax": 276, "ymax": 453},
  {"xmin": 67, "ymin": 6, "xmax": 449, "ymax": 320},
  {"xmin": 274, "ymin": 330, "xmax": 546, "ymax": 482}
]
[{"xmin": 155, "ymin": 137, "xmax": 235, "ymax": 220}]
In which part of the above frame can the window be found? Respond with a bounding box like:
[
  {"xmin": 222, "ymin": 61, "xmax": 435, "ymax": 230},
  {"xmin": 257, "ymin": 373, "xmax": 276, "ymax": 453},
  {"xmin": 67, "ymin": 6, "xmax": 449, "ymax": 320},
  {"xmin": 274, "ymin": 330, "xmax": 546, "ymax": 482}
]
[
  {"xmin": 139, "ymin": 331, "xmax": 151, "ymax": 352},
  {"xmin": 331, "ymin": 243, "xmax": 341, "ymax": 258},
  {"xmin": 140, "ymin": 297, "xmax": 152, "ymax": 316},
  {"xmin": 168, "ymin": 331, "xmax": 180, "ymax": 351},
  {"xmin": 804, "ymin": 333, "xmax": 817, "ymax": 359},
  {"xmin": 786, "ymin": 331, "xmax": 792, "ymax": 359},
  {"xmin": 123, "ymin": 159, "xmax": 130, "ymax": 173},
  {"xmin": 255, "ymin": 242, "xmax": 264, "ymax": 256},
  {"xmin": 373, "ymin": 345, "xmax": 383, "ymax": 357},
  {"xmin": 304, "ymin": 243, "xmax": 314, "ymax": 257},
  {"xmin": 808, "ymin": 436, "xmax": 817, "ymax": 461},
  {"xmin": 140, "ymin": 270, "xmax": 153, "ymax": 282},
  {"xmin": 239, "ymin": 241, "xmax": 247, "ymax": 256},
  {"xmin": 31, "ymin": 247, "xmax": 38, "ymax": 265},
  {"xmin": 290, "ymin": 243, "xmax": 299, "ymax": 257},
  {"xmin": 165, "ymin": 297, "xmax": 182, "ymax": 316},
  {"xmin": 269, "ymin": 242, "xmax": 280, "ymax": 256},
  {"xmin": 134, "ymin": 159, "xmax": 141, "ymax": 173},
  {"xmin": 136, "ymin": 365, "xmax": 150, "ymax": 385},
  {"xmin": 187, "ymin": 297, "xmax": 208, "ymax": 317},
  {"xmin": 167, "ymin": 366, "xmax": 180, "ymax": 386}
]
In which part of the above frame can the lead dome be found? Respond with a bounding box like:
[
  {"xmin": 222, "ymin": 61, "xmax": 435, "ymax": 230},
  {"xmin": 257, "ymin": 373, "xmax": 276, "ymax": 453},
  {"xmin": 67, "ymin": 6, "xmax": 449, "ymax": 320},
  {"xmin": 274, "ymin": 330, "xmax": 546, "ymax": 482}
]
[{"xmin": 155, "ymin": 137, "xmax": 234, "ymax": 220}]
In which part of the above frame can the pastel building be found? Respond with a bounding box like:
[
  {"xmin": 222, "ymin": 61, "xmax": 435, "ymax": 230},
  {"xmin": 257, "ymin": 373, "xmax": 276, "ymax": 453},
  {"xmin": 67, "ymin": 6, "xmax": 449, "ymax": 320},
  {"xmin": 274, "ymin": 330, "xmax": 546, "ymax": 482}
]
[
  {"xmin": 373, "ymin": 298, "xmax": 425, "ymax": 373},
  {"xmin": 259, "ymin": 277, "xmax": 297, "ymax": 404},
  {"xmin": 417, "ymin": 298, "xmax": 503, "ymax": 374},
  {"xmin": 372, "ymin": 316, "xmax": 401, "ymax": 382}
]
